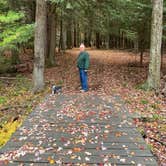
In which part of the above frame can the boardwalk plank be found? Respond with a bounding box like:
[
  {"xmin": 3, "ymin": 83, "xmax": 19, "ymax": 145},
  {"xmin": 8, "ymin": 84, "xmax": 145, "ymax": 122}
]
[{"xmin": 0, "ymin": 94, "xmax": 158, "ymax": 165}]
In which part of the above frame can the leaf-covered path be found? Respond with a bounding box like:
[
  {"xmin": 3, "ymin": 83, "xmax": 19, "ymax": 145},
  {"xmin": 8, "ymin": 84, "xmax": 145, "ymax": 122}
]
[{"xmin": 0, "ymin": 93, "xmax": 157, "ymax": 165}]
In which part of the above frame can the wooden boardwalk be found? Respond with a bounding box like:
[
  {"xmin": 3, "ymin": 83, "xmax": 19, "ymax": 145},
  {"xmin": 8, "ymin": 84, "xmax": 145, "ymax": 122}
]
[{"xmin": 0, "ymin": 94, "xmax": 158, "ymax": 165}]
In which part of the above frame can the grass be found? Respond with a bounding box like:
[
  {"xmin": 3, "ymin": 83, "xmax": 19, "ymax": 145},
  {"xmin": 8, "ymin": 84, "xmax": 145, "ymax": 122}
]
[
  {"xmin": 135, "ymin": 82, "xmax": 149, "ymax": 91},
  {"xmin": 0, "ymin": 96, "xmax": 7, "ymax": 104},
  {"xmin": 140, "ymin": 99, "xmax": 149, "ymax": 105}
]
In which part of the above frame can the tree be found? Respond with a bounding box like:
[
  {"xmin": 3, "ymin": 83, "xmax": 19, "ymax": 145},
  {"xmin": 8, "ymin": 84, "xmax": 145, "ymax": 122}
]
[
  {"xmin": 0, "ymin": 1, "xmax": 34, "ymax": 65},
  {"xmin": 47, "ymin": 2, "xmax": 57, "ymax": 66},
  {"xmin": 33, "ymin": 0, "xmax": 47, "ymax": 92},
  {"xmin": 147, "ymin": 0, "xmax": 163, "ymax": 91}
]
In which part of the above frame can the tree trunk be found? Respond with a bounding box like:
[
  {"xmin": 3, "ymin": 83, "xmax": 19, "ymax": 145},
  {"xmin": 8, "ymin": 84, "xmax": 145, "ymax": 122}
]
[
  {"xmin": 62, "ymin": 24, "xmax": 67, "ymax": 51},
  {"xmin": 140, "ymin": 51, "xmax": 144, "ymax": 66},
  {"xmin": 59, "ymin": 18, "xmax": 63, "ymax": 52},
  {"xmin": 76, "ymin": 23, "xmax": 80, "ymax": 47},
  {"xmin": 161, "ymin": 40, "xmax": 164, "ymax": 70},
  {"xmin": 84, "ymin": 32, "xmax": 88, "ymax": 46},
  {"xmin": 134, "ymin": 38, "xmax": 139, "ymax": 53},
  {"xmin": 59, "ymin": 18, "xmax": 66, "ymax": 52},
  {"xmin": 147, "ymin": 0, "xmax": 163, "ymax": 90},
  {"xmin": 67, "ymin": 19, "xmax": 72, "ymax": 49},
  {"xmin": 11, "ymin": 49, "xmax": 20, "ymax": 65},
  {"xmin": 96, "ymin": 33, "xmax": 100, "ymax": 49},
  {"xmin": 109, "ymin": 34, "xmax": 112, "ymax": 48},
  {"xmin": 88, "ymin": 30, "xmax": 92, "ymax": 47},
  {"xmin": 74, "ymin": 21, "xmax": 77, "ymax": 47},
  {"xmin": 122, "ymin": 32, "xmax": 125, "ymax": 49},
  {"xmin": 46, "ymin": 4, "xmax": 52, "ymax": 61},
  {"xmin": 48, "ymin": 11, "xmax": 56, "ymax": 66},
  {"xmin": 33, "ymin": 0, "xmax": 47, "ymax": 92},
  {"xmin": 106, "ymin": 34, "xmax": 109, "ymax": 49}
]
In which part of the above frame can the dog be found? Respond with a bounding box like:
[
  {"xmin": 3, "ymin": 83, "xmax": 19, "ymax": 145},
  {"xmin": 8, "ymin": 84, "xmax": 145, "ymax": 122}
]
[{"xmin": 52, "ymin": 85, "xmax": 62, "ymax": 94}]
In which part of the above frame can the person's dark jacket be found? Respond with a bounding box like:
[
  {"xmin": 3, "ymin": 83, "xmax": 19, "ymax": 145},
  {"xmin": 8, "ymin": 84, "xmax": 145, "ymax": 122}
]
[{"xmin": 77, "ymin": 51, "xmax": 90, "ymax": 70}]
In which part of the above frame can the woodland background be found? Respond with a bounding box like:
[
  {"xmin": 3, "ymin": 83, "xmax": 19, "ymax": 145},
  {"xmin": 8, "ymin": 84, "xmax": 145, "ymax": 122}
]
[{"xmin": 0, "ymin": 0, "xmax": 165, "ymax": 164}]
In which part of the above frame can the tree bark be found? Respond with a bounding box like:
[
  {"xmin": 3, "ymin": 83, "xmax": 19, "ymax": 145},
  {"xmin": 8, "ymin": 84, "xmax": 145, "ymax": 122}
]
[
  {"xmin": 84, "ymin": 32, "xmax": 88, "ymax": 46},
  {"xmin": 161, "ymin": 40, "xmax": 164, "ymax": 70},
  {"xmin": 76, "ymin": 23, "xmax": 80, "ymax": 47},
  {"xmin": 96, "ymin": 32, "xmax": 100, "ymax": 49},
  {"xmin": 74, "ymin": 21, "xmax": 77, "ymax": 47},
  {"xmin": 59, "ymin": 18, "xmax": 66, "ymax": 52},
  {"xmin": 106, "ymin": 34, "xmax": 109, "ymax": 49},
  {"xmin": 134, "ymin": 38, "xmax": 139, "ymax": 53},
  {"xmin": 67, "ymin": 19, "xmax": 72, "ymax": 49},
  {"xmin": 48, "ymin": 10, "xmax": 56, "ymax": 66},
  {"xmin": 140, "ymin": 51, "xmax": 144, "ymax": 66},
  {"xmin": 88, "ymin": 30, "xmax": 92, "ymax": 47},
  {"xmin": 33, "ymin": 0, "xmax": 47, "ymax": 92},
  {"xmin": 147, "ymin": 0, "xmax": 163, "ymax": 90},
  {"xmin": 62, "ymin": 23, "xmax": 67, "ymax": 51}
]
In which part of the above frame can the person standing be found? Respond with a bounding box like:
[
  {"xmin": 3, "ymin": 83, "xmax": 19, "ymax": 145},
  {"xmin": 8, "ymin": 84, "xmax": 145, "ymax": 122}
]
[{"xmin": 77, "ymin": 44, "xmax": 90, "ymax": 92}]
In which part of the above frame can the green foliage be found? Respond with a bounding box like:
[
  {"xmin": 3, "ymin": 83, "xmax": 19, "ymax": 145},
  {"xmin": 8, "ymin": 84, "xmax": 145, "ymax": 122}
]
[
  {"xmin": 0, "ymin": 11, "xmax": 24, "ymax": 23},
  {"xmin": 0, "ymin": 24, "xmax": 34, "ymax": 51},
  {"xmin": 53, "ymin": 0, "xmax": 152, "ymax": 47},
  {"xmin": 0, "ymin": 56, "xmax": 14, "ymax": 74},
  {"xmin": 0, "ymin": 0, "xmax": 34, "ymax": 53},
  {"xmin": 152, "ymin": 114, "xmax": 161, "ymax": 121}
]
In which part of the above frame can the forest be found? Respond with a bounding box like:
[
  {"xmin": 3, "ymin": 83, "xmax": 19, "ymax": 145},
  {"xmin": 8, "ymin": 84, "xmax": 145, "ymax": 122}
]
[{"xmin": 0, "ymin": 0, "xmax": 166, "ymax": 165}]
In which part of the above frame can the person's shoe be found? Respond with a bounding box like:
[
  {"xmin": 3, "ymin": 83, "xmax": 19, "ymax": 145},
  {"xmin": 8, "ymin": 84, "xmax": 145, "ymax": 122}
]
[
  {"xmin": 80, "ymin": 89, "xmax": 88, "ymax": 92},
  {"xmin": 78, "ymin": 86, "xmax": 82, "ymax": 90}
]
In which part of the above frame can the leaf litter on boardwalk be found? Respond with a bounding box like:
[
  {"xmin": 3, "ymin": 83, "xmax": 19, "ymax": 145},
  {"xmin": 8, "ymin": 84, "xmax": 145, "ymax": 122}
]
[{"xmin": 1, "ymin": 49, "xmax": 165, "ymax": 164}]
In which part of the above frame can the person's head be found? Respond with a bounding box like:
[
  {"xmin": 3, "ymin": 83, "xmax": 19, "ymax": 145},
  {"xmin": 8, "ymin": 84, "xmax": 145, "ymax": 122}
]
[{"xmin": 80, "ymin": 43, "xmax": 85, "ymax": 52}]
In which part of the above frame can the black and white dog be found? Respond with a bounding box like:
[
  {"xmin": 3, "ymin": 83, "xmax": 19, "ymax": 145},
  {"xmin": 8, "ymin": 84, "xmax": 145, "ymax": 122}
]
[{"xmin": 52, "ymin": 85, "xmax": 62, "ymax": 94}]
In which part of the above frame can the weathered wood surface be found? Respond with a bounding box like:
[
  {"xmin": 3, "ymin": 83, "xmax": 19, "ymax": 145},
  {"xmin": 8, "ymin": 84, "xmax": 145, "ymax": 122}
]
[{"xmin": 0, "ymin": 94, "xmax": 158, "ymax": 165}]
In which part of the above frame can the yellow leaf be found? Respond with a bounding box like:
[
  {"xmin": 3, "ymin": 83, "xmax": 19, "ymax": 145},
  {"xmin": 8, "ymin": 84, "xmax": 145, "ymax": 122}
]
[{"xmin": 47, "ymin": 157, "xmax": 55, "ymax": 164}]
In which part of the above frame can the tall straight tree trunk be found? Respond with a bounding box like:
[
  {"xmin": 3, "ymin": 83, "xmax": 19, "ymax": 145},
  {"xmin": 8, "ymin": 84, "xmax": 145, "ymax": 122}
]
[
  {"xmin": 122, "ymin": 32, "xmax": 125, "ymax": 49},
  {"xmin": 96, "ymin": 32, "xmax": 100, "ymax": 49},
  {"xmin": 74, "ymin": 21, "xmax": 77, "ymax": 47},
  {"xmin": 161, "ymin": 40, "xmax": 164, "ymax": 70},
  {"xmin": 147, "ymin": 0, "xmax": 163, "ymax": 90},
  {"xmin": 48, "ymin": 11, "xmax": 56, "ymax": 66},
  {"xmin": 67, "ymin": 19, "xmax": 72, "ymax": 49},
  {"xmin": 84, "ymin": 32, "xmax": 88, "ymax": 46},
  {"xmin": 140, "ymin": 51, "xmax": 144, "ymax": 66},
  {"xmin": 62, "ymin": 24, "xmax": 67, "ymax": 51},
  {"xmin": 46, "ymin": 13, "xmax": 51, "ymax": 60},
  {"xmin": 59, "ymin": 19, "xmax": 66, "ymax": 52},
  {"xmin": 59, "ymin": 18, "xmax": 63, "ymax": 51},
  {"xmin": 33, "ymin": 0, "xmax": 47, "ymax": 92},
  {"xmin": 134, "ymin": 38, "xmax": 138, "ymax": 53},
  {"xmin": 88, "ymin": 30, "xmax": 92, "ymax": 47},
  {"xmin": 76, "ymin": 23, "xmax": 80, "ymax": 47},
  {"xmin": 106, "ymin": 34, "xmax": 109, "ymax": 49},
  {"xmin": 109, "ymin": 34, "xmax": 112, "ymax": 48}
]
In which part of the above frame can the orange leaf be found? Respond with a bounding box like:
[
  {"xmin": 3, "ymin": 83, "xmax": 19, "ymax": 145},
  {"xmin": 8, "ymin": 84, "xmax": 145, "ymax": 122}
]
[{"xmin": 73, "ymin": 147, "xmax": 82, "ymax": 152}]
